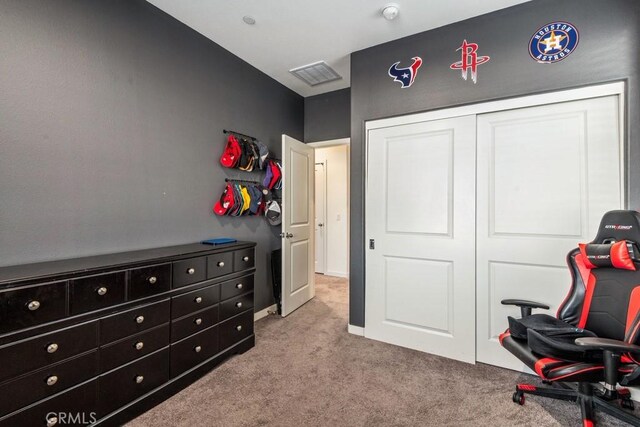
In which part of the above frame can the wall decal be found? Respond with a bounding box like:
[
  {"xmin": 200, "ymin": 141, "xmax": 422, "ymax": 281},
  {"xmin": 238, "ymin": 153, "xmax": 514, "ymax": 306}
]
[
  {"xmin": 449, "ymin": 40, "xmax": 490, "ymax": 84},
  {"xmin": 388, "ymin": 57, "xmax": 423, "ymax": 88},
  {"xmin": 529, "ymin": 21, "xmax": 579, "ymax": 63}
]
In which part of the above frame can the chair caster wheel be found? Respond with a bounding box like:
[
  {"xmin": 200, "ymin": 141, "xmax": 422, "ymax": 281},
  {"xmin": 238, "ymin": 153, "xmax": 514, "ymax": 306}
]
[
  {"xmin": 513, "ymin": 391, "xmax": 525, "ymax": 406},
  {"xmin": 621, "ymin": 399, "xmax": 634, "ymax": 410}
]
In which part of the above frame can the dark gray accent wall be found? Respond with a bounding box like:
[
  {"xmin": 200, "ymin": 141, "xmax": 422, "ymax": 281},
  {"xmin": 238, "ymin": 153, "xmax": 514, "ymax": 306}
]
[
  {"xmin": 304, "ymin": 88, "xmax": 350, "ymax": 143},
  {"xmin": 0, "ymin": 0, "xmax": 304, "ymax": 312},
  {"xmin": 349, "ymin": 0, "xmax": 640, "ymax": 326}
]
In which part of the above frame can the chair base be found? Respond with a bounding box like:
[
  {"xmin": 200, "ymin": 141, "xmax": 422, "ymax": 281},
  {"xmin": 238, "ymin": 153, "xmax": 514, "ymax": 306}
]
[{"xmin": 513, "ymin": 382, "xmax": 640, "ymax": 427}]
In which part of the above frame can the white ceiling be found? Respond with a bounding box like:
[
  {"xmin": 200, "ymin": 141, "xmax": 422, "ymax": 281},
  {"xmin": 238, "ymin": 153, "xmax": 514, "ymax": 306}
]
[{"xmin": 147, "ymin": 0, "xmax": 531, "ymax": 97}]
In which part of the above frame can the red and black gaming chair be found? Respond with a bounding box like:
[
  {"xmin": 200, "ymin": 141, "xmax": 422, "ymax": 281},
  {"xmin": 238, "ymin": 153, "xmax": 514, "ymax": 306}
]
[{"xmin": 500, "ymin": 210, "xmax": 640, "ymax": 427}]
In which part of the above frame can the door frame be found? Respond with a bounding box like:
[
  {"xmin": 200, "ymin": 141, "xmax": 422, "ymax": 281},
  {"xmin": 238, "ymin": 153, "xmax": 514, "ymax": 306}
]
[
  {"xmin": 308, "ymin": 138, "xmax": 350, "ymax": 279},
  {"xmin": 363, "ymin": 81, "xmax": 626, "ymax": 340}
]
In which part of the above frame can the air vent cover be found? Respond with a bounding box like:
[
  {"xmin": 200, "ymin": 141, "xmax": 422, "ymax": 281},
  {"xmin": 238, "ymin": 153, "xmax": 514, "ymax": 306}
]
[{"xmin": 289, "ymin": 61, "xmax": 342, "ymax": 86}]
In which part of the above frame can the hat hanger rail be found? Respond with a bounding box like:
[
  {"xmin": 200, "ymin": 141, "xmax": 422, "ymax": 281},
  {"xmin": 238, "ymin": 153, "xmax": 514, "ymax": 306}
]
[
  {"xmin": 223, "ymin": 129, "xmax": 257, "ymax": 141},
  {"xmin": 225, "ymin": 178, "xmax": 261, "ymax": 185}
]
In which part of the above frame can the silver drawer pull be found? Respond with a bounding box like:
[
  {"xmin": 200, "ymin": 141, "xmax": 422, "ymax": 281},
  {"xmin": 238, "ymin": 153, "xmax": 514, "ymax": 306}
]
[
  {"xmin": 243, "ymin": 256, "xmax": 250, "ymax": 262},
  {"xmin": 27, "ymin": 300, "xmax": 41, "ymax": 311},
  {"xmin": 236, "ymin": 302, "xmax": 243, "ymax": 308},
  {"xmin": 135, "ymin": 341, "xmax": 144, "ymax": 350},
  {"xmin": 46, "ymin": 375, "xmax": 58, "ymax": 386},
  {"xmin": 135, "ymin": 375, "xmax": 144, "ymax": 384},
  {"xmin": 187, "ymin": 268, "xmax": 196, "ymax": 275},
  {"xmin": 194, "ymin": 345, "xmax": 202, "ymax": 353},
  {"xmin": 195, "ymin": 296, "xmax": 203, "ymax": 304},
  {"xmin": 97, "ymin": 287, "xmax": 108, "ymax": 296},
  {"xmin": 217, "ymin": 261, "xmax": 225, "ymax": 267},
  {"xmin": 47, "ymin": 343, "xmax": 59, "ymax": 354},
  {"xmin": 148, "ymin": 276, "xmax": 157, "ymax": 284},
  {"xmin": 46, "ymin": 415, "xmax": 58, "ymax": 427},
  {"xmin": 236, "ymin": 283, "xmax": 243, "ymax": 290},
  {"xmin": 136, "ymin": 315, "xmax": 145, "ymax": 324},
  {"xmin": 195, "ymin": 318, "xmax": 203, "ymax": 325},
  {"xmin": 236, "ymin": 325, "xmax": 242, "ymax": 332}
]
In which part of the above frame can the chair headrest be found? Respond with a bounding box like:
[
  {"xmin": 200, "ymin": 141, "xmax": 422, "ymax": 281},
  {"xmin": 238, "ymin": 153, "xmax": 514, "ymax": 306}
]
[{"xmin": 592, "ymin": 210, "xmax": 640, "ymax": 244}]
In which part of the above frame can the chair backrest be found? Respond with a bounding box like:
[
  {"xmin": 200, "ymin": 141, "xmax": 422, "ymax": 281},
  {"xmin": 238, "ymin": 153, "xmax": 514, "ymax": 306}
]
[{"xmin": 558, "ymin": 210, "xmax": 640, "ymax": 344}]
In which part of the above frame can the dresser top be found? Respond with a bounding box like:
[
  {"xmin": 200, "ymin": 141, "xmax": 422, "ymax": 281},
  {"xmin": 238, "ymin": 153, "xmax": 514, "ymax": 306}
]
[{"xmin": 0, "ymin": 241, "xmax": 256, "ymax": 286}]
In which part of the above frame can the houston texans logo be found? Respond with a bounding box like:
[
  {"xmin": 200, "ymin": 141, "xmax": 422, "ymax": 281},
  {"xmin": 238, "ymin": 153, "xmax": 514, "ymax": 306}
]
[{"xmin": 388, "ymin": 57, "xmax": 423, "ymax": 88}]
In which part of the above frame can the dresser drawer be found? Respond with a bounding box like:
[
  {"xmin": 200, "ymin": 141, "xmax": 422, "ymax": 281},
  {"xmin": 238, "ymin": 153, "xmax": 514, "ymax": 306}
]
[
  {"xmin": 172, "ymin": 257, "xmax": 206, "ymax": 288},
  {"xmin": 100, "ymin": 299, "xmax": 170, "ymax": 344},
  {"xmin": 129, "ymin": 264, "xmax": 171, "ymax": 300},
  {"xmin": 70, "ymin": 272, "xmax": 126, "ymax": 315},
  {"xmin": 100, "ymin": 324, "xmax": 170, "ymax": 373},
  {"xmin": 233, "ymin": 248, "xmax": 255, "ymax": 272},
  {"xmin": 0, "ymin": 281, "xmax": 67, "ymax": 334},
  {"xmin": 219, "ymin": 310, "xmax": 254, "ymax": 350},
  {"xmin": 220, "ymin": 292, "xmax": 254, "ymax": 321},
  {"xmin": 0, "ymin": 379, "xmax": 98, "ymax": 427},
  {"xmin": 99, "ymin": 348, "xmax": 170, "ymax": 416},
  {"xmin": 170, "ymin": 325, "xmax": 218, "ymax": 378},
  {"xmin": 171, "ymin": 284, "xmax": 219, "ymax": 319},
  {"xmin": 171, "ymin": 306, "xmax": 219, "ymax": 342},
  {"xmin": 0, "ymin": 350, "xmax": 98, "ymax": 417},
  {"xmin": 220, "ymin": 275, "xmax": 254, "ymax": 301},
  {"xmin": 206, "ymin": 252, "xmax": 233, "ymax": 279},
  {"xmin": 0, "ymin": 321, "xmax": 98, "ymax": 383}
]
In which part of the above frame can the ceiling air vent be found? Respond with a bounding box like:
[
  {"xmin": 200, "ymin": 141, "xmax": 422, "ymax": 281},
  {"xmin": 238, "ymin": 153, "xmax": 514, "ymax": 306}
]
[{"xmin": 289, "ymin": 61, "xmax": 342, "ymax": 86}]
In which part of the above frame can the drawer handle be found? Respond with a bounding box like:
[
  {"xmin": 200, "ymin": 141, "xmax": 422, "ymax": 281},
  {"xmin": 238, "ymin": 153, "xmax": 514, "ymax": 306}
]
[
  {"xmin": 236, "ymin": 302, "xmax": 243, "ymax": 308},
  {"xmin": 135, "ymin": 375, "xmax": 144, "ymax": 384},
  {"xmin": 46, "ymin": 415, "xmax": 58, "ymax": 427},
  {"xmin": 148, "ymin": 276, "xmax": 157, "ymax": 284},
  {"xmin": 47, "ymin": 343, "xmax": 59, "ymax": 354},
  {"xmin": 187, "ymin": 268, "xmax": 196, "ymax": 275},
  {"xmin": 236, "ymin": 283, "xmax": 243, "ymax": 290},
  {"xmin": 46, "ymin": 375, "xmax": 58, "ymax": 386},
  {"xmin": 135, "ymin": 341, "xmax": 144, "ymax": 350},
  {"xmin": 195, "ymin": 318, "xmax": 203, "ymax": 325},
  {"xmin": 195, "ymin": 296, "xmax": 203, "ymax": 304},
  {"xmin": 97, "ymin": 286, "xmax": 108, "ymax": 296},
  {"xmin": 236, "ymin": 325, "xmax": 243, "ymax": 332},
  {"xmin": 194, "ymin": 345, "xmax": 202, "ymax": 353},
  {"xmin": 217, "ymin": 261, "xmax": 225, "ymax": 267},
  {"xmin": 27, "ymin": 300, "xmax": 41, "ymax": 311},
  {"xmin": 136, "ymin": 315, "xmax": 145, "ymax": 324},
  {"xmin": 243, "ymin": 256, "xmax": 250, "ymax": 262}
]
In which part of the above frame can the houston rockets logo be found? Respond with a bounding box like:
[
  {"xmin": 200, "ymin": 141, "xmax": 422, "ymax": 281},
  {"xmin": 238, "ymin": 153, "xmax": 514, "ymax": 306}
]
[
  {"xmin": 388, "ymin": 57, "xmax": 423, "ymax": 88},
  {"xmin": 449, "ymin": 40, "xmax": 490, "ymax": 84}
]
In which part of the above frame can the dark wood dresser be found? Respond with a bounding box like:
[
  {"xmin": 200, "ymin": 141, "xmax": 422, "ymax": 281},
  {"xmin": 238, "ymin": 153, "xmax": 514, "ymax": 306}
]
[{"xmin": 0, "ymin": 241, "xmax": 256, "ymax": 426}]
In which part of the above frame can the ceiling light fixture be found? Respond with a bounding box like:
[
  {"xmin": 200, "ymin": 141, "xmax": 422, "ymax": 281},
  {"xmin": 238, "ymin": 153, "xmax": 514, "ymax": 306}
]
[
  {"xmin": 242, "ymin": 16, "xmax": 256, "ymax": 25},
  {"xmin": 381, "ymin": 4, "xmax": 400, "ymax": 21}
]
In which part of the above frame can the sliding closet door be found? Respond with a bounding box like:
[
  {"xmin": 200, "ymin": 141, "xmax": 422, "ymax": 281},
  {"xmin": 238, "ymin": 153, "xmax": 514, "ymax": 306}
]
[
  {"xmin": 365, "ymin": 116, "xmax": 476, "ymax": 363},
  {"xmin": 476, "ymin": 96, "xmax": 622, "ymax": 370}
]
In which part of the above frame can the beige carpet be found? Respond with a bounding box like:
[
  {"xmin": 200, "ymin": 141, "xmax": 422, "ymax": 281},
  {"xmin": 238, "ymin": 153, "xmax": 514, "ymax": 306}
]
[{"xmin": 128, "ymin": 275, "xmax": 633, "ymax": 426}]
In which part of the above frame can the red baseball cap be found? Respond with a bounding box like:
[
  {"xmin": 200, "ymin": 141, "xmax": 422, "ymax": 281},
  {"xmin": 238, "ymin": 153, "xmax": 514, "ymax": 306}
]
[
  {"xmin": 269, "ymin": 160, "xmax": 281, "ymax": 189},
  {"xmin": 220, "ymin": 135, "xmax": 241, "ymax": 168},
  {"xmin": 213, "ymin": 184, "xmax": 235, "ymax": 215}
]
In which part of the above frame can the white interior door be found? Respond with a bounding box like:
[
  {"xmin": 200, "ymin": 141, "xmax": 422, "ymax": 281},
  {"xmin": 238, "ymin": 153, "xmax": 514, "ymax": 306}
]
[
  {"xmin": 281, "ymin": 135, "xmax": 315, "ymax": 317},
  {"xmin": 476, "ymin": 95, "xmax": 622, "ymax": 369},
  {"xmin": 315, "ymin": 162, "xmax": 326, "ymax": 274},
  {"xmin": 365, "ymin": 116, "xmax": 477, "ymax": 363}
]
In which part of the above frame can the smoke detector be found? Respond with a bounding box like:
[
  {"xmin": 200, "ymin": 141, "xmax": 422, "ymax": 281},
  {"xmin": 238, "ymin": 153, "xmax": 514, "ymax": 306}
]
[
  {"xmin": 289, "ymin": 61, "xmax": 342, "ymax": 86},
  {"xmin": 382, "ymin": 4, "xmax": 400, "ymax": 21}
]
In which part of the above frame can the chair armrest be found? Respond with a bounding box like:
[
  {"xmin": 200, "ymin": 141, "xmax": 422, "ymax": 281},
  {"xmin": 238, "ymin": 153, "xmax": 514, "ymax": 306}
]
[
  {"xmin": 575, "ymin": 337, "xmax": 640, "ymax": 354},
  {"xmin": 501, "ymin": 299, "xmax": 550, "ymax": 318}
]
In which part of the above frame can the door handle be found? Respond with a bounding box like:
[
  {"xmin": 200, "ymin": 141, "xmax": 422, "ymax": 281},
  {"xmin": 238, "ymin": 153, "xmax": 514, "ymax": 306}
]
[
  {"xmin": 286, "ymin": 233, "xmax": 294, "ymax": 238},
  {"xmin": 318, "ymin": 223, "xmax": 324, "ymax": 227}
]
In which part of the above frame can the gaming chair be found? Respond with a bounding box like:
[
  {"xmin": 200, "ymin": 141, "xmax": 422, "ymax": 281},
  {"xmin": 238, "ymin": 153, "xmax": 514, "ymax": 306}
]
[{"xmin": 500, "ymin": 210, "xmax": 640, "ymax": 427}]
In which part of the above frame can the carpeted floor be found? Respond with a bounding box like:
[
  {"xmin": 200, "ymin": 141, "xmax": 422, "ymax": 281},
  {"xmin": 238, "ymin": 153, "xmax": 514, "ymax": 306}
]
[{"xmin": 128, "ymin": 275, "xmax": 634, "ymax": 426}]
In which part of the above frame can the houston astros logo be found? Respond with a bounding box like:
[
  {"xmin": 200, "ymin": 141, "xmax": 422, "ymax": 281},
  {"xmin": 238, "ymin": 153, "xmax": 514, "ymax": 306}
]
[
  {"xmin": 529, "ymin": 21, "xmax": 579, "ymax": 63},
  {"xmin": 388, "ymin": 57, "xmax": 422, "ymax": 88},
  {"xmin": 449, "ymin": 40, "xmax": 490, "ymax": 84}
]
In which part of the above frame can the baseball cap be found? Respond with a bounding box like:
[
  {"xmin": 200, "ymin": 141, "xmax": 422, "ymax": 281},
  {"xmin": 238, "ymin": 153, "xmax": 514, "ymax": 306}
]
[
  {"xmin": 265, "ymin": 200, "xmax": 282, "ymax": 226},
  {"xmin": 248, "ymin": 186, "xmax": 262, "ymax": 215},
  {"xmin": 213, "ymin": 184, "xmax": 235, "ymax": 216},
  {"xmin": 220, "ymin": 135, "xmax": 241, "ymax": 168},
  {"xmin": 256, "ymin": 140, "xmax": 269, "ymax": 170},
  {"xmin": 263, "ymin": 160, "xmax": 274, "ymax": 187}
]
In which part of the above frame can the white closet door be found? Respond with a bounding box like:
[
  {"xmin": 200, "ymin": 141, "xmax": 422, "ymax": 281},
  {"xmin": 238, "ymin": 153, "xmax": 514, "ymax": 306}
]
[
  {"xmin": 476, "ymin": 96, "xmax": 622, "ymax": 369},
  {"xmin": 365, "ymin": 116, "xmax": 477, "ymax": 363}
]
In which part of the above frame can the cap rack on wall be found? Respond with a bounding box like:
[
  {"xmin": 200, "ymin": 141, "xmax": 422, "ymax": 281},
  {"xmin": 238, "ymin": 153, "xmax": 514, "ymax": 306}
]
[
  {"xmin": 223, "ymin": 129, "xmax": 257, "ymax": 141},
  {"xmin": 224, "ymin": 178, "xmax": 261, "ymax": 185}
]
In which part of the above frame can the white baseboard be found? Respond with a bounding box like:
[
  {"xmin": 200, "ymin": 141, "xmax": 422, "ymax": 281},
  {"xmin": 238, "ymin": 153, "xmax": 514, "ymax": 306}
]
[
  {"xmin": 347, "ymin": 324, "xmax": 364, "ymax": 336},
  {"xmin": 254, "ymin": 304, "xmax": 277, "ymax": 321},
  {"xmin": 325, "ymin": 271, "xmax": 349, "ymax": 279}
]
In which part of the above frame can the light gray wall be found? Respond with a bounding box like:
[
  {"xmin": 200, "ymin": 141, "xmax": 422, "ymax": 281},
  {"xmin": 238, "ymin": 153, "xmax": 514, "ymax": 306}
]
[
  {"xmin": 304, "ymin": 88, "xmax": 350, "ymax": 143},
  {"xmin": 349, "ymin": 0, "xmax": 640, "ymax": 326},
  {"xmin": 0, "ymin": 0, "xmax": 304, "ymax": 312}
]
